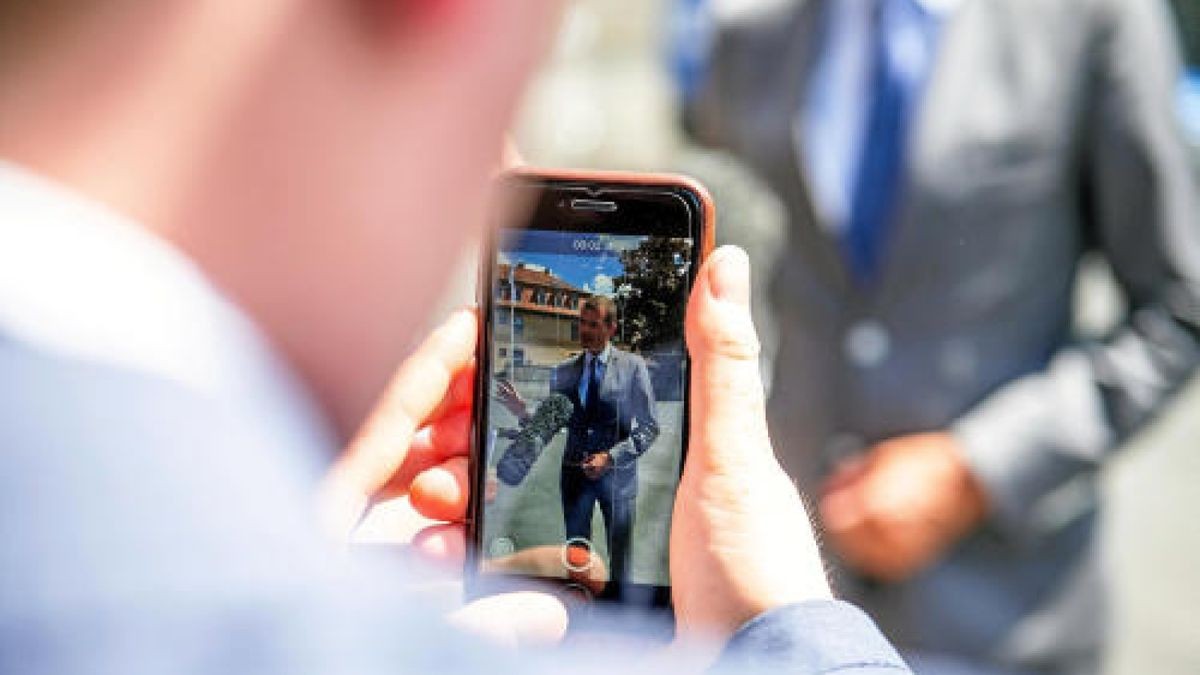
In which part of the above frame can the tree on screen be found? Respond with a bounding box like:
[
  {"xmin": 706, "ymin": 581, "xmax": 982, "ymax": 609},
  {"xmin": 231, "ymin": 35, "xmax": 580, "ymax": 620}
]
[{"xmin": 613, "ymin": 237, "xmax": 692, "ymax": 353}]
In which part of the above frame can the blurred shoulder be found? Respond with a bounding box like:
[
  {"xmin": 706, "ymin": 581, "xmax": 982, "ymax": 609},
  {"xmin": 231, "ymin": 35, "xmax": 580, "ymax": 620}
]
[{"xmin": 0, "ymin": 336, "xmax": 323, "ymax": 568}]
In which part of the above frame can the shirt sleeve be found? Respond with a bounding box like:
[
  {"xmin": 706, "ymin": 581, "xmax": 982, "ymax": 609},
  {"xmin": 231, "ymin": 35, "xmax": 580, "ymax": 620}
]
[{"xmin": 715, "ymin": 601, "xmax": 911, "ymax": 674}]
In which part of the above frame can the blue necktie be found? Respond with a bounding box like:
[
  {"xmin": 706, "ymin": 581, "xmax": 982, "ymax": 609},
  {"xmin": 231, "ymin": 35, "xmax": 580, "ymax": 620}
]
[
  {"xmin": 584, "ymin": 357, "xmax": 601, "ymax": 419},
  {"xmin": 843, "ymin": 0, "xmax": 938, "ymax": 283}
]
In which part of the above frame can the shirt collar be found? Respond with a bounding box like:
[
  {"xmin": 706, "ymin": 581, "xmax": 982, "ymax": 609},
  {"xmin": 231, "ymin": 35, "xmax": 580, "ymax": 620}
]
[{"xmin": 585, "ymin": 342, "xmax": 613, "ymax": 366}]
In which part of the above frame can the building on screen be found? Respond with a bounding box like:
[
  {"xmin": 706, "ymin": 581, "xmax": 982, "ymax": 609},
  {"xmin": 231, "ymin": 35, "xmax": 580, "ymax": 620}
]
[{"xmin": 494, "ymin": 262, "xmax": 590, "ymax": 373}]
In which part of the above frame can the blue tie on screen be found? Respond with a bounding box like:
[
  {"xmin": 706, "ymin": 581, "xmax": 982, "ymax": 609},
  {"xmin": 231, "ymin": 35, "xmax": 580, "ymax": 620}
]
[
  {"xmin": 584, "ymin": 357, "xmax": 601, "ymax": 418},
  {"xmin": 843, "ymin": 0, "xmax": 940, "ymax": 284}
]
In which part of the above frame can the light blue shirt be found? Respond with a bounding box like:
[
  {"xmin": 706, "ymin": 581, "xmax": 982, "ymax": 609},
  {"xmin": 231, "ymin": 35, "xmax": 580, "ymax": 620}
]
[
  {"xmin": 1181, "ymin": 69, "xmax": 1200, "ymax": 147},
  {"xmin": 800, "ymin": 0, "xmax": 957, "ymax": 233}
]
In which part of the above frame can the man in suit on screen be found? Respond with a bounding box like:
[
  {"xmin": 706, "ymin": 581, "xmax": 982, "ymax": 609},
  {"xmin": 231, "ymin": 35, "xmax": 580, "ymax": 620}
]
[{"xmin": 498, "ymin": 295, "xmax": 659, "ymax": 593}]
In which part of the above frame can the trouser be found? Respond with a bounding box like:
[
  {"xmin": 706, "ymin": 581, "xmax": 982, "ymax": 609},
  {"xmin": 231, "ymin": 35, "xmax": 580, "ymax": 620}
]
[{"xmin": 561, "ymin": 465, "xmax": 634, "ymax": 595}]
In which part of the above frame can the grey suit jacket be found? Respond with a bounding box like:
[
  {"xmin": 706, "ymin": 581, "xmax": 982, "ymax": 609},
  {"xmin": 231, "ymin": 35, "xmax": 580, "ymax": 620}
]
[
  {"xmin": 551, "ymin": 347, "xmax": 660, "ymax": 499},
  {"xmin": 687, "ymin": 0, "xmax": 1199, "ymax": 671}
]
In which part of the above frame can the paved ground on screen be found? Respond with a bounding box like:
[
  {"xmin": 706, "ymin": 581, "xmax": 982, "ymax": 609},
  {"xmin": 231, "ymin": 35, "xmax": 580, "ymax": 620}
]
[{"xmin": 484, "ymin": 399, "xmax": 682, "ymax": 587}]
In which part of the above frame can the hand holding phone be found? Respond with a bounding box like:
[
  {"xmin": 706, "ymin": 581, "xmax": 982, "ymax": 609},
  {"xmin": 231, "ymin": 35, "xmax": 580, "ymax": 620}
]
[
  {"xmin": 320, "ymin": 245, "xmax": 833, "ymax": 651},
  {"xmin": 671, "ymin": 246, "xmax": 833, "ymax": 640},
  {"xmin": 466, "ymin": 247, "xmax": 832, "ymax": 646},
  {"xmin": 469, "ymin": 170, "xmax": 713, "ymax": 615},
  {"xmin": 467, "ymin": 169, "xmax": 834, "ymax": 643}
]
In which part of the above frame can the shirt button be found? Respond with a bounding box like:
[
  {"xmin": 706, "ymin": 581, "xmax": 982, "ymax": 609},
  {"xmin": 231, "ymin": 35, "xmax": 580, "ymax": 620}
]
[{"xmin": 844, "ymin": 319, "xmax": 890, "ymax": 368}]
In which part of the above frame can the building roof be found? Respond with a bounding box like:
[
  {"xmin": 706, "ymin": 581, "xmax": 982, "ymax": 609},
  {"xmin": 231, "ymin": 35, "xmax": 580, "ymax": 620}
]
[{"xmin": 498, "ymin": 263, "xmax": 585, "ymax": 292}]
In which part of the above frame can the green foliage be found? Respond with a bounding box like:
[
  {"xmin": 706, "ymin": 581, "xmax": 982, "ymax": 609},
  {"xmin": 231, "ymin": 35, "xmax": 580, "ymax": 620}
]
[{"xmin": 613, "ymin": 238, "xmax": 693, "ymax": 352}]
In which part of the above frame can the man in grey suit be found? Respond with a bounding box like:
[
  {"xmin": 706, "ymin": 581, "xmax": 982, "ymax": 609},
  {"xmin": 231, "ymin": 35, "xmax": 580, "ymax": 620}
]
[
  {"xmin": 500, "ymin": 296, "xmax": 660, "ymax": 594},
  {"xmin": 683, "ymin": 0, "xmax": 1200, "ymax": 672}
]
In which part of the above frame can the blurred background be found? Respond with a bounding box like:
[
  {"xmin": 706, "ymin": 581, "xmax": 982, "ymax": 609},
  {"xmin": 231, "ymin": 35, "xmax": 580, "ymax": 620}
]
[{"xmin": 499, "ymin": 1, "xmax": 1200, "ymax": 672}]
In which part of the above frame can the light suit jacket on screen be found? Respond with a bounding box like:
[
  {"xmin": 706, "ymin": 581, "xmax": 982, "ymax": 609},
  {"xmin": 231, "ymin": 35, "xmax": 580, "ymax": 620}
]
[
  {"xmin": 687, "ymin": 0, "xmax": 1200, "ymax": 671},
  {"xmin": 551, "ymin": 347, "xmax": 660, "ymax": 500}
]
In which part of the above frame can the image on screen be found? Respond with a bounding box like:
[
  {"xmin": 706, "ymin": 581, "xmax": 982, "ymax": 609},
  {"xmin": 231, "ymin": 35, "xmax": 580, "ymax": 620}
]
[{"xmin": 481, "ymin": 227, "xmax": 693, "ymax": 597}]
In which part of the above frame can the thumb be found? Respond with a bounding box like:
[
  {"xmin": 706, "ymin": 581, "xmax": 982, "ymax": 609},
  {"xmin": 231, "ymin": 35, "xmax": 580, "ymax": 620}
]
[
  {"xmin": 674, "ymin": 247, "xmax": 831, "ymax": 639},
  {"xmin": 685, "ymin": 246, "xmax": 772, "ymax": 472},
  {"xmin": 449, "ymin": 592, "xmax": 568, "ymax": 649}
]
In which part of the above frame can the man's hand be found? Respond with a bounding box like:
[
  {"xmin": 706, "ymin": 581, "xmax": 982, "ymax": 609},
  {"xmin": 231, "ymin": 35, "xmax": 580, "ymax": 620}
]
[
  {"xmin": 819, "ymin": 432, "xmax": 989, "ymax": 582},
  {"xmin": 671, "ymin": 246, "xmax": 833, "ymax": 642},
  {"xmin": 494, "ymin": 379, "xmax": 530, "ymax": 422},
  {"xmin": 381, "ymin": 248, "xmax": 837, "ymax": 651},
  {"xmin": 317, "ymin": 309, "xmax": 568, "ymax": 648},
  {"xmin": 318, "ymin": 309, "xmax": 478, "ymax": 541},
  {"xmin": 581, "ymin": 451, "xmax": 612, "ymax": 480}
]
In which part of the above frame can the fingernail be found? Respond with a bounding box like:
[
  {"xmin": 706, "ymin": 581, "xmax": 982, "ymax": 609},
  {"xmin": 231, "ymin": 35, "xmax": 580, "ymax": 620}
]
[{"xmin": 709, "ymin": 246, "xmax": 751, "ymax": 307}]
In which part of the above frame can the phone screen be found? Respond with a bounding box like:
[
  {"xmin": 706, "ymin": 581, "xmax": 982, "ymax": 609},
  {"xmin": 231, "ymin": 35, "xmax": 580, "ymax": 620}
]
[{"xmin": 470, "ymin": 176, "xmax": 703, "ymax": 609}]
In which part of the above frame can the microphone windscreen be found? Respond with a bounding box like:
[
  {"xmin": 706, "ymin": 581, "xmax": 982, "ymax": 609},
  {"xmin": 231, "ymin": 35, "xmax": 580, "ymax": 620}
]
[
  {"xmin": 495, "ymin": 393, "xmax": 574, "ymax": 487},
  {"xmin": 528, "ymin": 393, "xmax": 574, "ymax": 443}
]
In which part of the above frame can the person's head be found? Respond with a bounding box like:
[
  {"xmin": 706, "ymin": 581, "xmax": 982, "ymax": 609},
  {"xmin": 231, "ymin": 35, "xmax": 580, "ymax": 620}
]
[
  {"xmin": 579, "ymin": 296, "xmax": 618, "ymax": 355},
  {"xmin": 0, "ymin": 0, "xmax": 562, "ymax": 438}
]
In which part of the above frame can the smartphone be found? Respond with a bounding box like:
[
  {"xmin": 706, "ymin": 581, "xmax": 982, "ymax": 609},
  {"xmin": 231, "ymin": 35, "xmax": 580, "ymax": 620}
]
[{"xmin": 466, "ymin": 169, "xmax": 714, "ymax": 626}]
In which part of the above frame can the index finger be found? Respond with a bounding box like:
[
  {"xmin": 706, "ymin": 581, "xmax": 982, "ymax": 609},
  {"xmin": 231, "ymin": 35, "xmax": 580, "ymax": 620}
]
[{"xmin": 321, "ymin": 309, "xmax": 478, "ymax": 536}]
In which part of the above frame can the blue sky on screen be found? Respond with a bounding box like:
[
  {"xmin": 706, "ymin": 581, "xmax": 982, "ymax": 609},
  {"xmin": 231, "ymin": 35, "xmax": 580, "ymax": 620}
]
[{"xmin": 499, "ymin": 231, "xmax": 647, "ymax": 296}]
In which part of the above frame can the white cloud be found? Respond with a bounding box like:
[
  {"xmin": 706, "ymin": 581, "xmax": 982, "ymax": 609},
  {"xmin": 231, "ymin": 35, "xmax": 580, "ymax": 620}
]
[{"xmin": 592, "ymin": 273, "xmax": 615, "ymax": 296}]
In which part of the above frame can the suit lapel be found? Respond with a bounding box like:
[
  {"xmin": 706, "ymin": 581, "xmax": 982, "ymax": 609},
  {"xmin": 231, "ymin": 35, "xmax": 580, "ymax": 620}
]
[
  {"xmin": 569, "ymin": 353, "xmax": 586, "ymax": 411},
  {"xmin": 785, "ymin": 0, "xmax": 978, "ymax": 301},
  {"xmin": 600, "ymin": 350, "xmax": 619, "ymax": 401},
  {"xmin": 873, "ymin": 0, "xmax": 974, "ymax": 303},
  {"xmin": 782, "ymin": 0, "xmax": 857, "ymax": 295}
]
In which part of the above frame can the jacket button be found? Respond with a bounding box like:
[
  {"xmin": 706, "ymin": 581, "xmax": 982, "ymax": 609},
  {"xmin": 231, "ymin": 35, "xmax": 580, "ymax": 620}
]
[{"xmin": 844, "ymin": 319, "xmax": 890, "ymax": 368}]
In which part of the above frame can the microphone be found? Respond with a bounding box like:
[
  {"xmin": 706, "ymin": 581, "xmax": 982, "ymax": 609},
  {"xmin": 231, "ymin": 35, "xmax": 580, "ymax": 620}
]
[{"xmin": 496, "ymin": 392, "xmax": 574, "ymax": 486}]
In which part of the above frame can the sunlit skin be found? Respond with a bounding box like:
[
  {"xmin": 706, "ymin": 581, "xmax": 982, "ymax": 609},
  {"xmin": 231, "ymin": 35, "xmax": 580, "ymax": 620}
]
[
  {"xmin": 578, "ymin": 305, "xmax": 617, "ymax": 355},
  {"xmin": 819, "ymin": 432, "xmax": 989, "ymax": 582}
]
